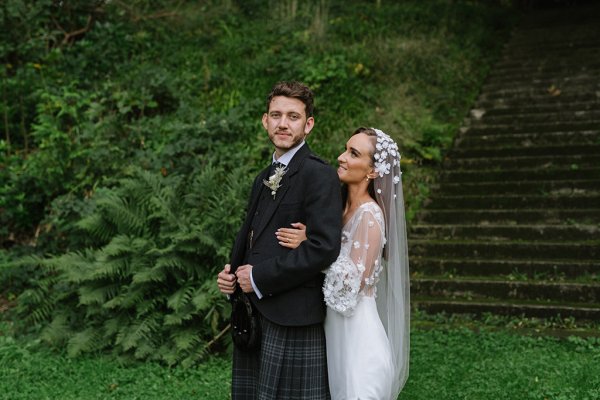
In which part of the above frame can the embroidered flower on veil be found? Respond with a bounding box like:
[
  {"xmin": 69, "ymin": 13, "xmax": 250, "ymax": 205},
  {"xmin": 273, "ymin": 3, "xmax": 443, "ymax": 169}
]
[
  {"xmin": 263, "ymin": 165, "xmax": 287, "ymax": 199},
  {"xmin": 373, "ymin": 129, "xmax": 400, "ymax": 180}
]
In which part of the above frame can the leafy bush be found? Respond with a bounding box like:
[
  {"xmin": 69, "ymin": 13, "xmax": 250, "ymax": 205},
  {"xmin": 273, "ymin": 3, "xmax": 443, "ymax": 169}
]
[{"xmin": 16, "ymin": 166, "xmax": 249, "ymax": 365}]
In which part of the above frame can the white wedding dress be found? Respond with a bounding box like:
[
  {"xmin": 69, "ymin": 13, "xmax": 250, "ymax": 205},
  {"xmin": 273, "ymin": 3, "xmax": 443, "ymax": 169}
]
[{"xmin": 323, "ymin": 202, "xmax": 395, "ymax": 400}]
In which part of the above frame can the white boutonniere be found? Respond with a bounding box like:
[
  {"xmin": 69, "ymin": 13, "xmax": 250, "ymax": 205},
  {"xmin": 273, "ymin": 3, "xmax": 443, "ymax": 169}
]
[{"xmin": 263, "ymin": 164, "xmax": 287, "ymax": 199}]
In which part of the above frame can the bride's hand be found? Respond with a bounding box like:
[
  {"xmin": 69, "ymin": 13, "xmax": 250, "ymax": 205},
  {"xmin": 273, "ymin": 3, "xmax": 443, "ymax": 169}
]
[{"xmin": 276, "ymin": 222, "xmax": 307, "ymax": 249}]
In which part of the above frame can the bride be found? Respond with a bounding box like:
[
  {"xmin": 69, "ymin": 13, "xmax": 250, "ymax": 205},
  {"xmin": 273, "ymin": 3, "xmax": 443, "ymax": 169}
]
[{"xmin": 276, "ymin": 127, "xmax": 410, "ymax": 399}]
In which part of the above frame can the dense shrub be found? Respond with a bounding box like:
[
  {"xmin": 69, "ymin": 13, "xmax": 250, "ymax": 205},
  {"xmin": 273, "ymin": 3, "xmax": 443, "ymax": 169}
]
[{"xmin": 16, "ymin": 166, "xmax": 248, "ymax": 365}]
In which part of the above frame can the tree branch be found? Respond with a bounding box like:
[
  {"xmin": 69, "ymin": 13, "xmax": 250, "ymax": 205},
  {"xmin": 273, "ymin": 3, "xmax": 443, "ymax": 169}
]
[
  {"xmin": 203, "ymin": 323, "xmax": 231, "ymax": 351},
  {"xmin": 62, "ymin": 15, "xmax": 93, "ymax": 45}
]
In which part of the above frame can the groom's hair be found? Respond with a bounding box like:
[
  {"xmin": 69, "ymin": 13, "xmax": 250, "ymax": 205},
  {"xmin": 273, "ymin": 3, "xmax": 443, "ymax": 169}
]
[{"xmin": 266, "ymin": 81, "xmax": 314, "ymax": 117}]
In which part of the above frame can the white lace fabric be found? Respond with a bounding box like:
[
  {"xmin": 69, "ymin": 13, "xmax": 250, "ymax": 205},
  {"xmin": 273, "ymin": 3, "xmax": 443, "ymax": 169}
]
[{"xmin": 323, "ymin": 202, "xmax": 385, "ymax": 316}]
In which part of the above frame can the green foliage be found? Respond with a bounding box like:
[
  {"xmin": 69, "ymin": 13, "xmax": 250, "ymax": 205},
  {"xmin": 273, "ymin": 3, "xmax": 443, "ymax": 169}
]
[
  {"xmin": 16, "ymin": 167, "xmax": 247, "ymax": 365},
  {"xmin": 1, "ymin": 0, "xmax": 518, "ymax": 364},
  {"xmin": 1, "ymin": 323, "xmax": 599, "ymax": 399},
  {"xmin": 0, "ymin": 326, "xmax": 232, "ymax": 399},
  {"xmin": 400, "ymin": 328, "xmax": 600, "ymax": 399}
]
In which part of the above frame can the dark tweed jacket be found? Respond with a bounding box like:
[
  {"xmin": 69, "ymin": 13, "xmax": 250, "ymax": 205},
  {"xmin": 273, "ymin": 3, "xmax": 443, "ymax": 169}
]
[{"xmin": 229, "ymin": 143, "xmax": 342, "ymax": 326}]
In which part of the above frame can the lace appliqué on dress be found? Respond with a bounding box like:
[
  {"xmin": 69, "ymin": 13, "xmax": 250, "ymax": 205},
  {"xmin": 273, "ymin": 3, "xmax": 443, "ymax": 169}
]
[
  {"xmin": 323, "ymin": 203, "xmax": 385, "ymax": 317},
  {"xmin": 323, "ymin": 255, "xmax": 365, "ymax": 316}
]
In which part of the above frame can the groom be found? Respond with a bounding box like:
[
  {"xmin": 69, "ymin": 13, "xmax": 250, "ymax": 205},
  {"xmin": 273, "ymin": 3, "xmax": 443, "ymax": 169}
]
[{"xmin": 217, "ymin": 81, "xmax": 342, "ymax": 399}]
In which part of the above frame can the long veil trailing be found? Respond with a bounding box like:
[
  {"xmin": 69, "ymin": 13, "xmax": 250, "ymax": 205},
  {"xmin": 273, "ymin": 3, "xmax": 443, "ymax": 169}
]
[{"xmin": 372, "ymin": 128, "xmax": 410, "ymax": 398}]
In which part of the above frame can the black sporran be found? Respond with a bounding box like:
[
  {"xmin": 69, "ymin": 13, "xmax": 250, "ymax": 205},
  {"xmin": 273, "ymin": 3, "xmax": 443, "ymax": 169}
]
[{"xmin": 230, "ymin": 289, "xmax": 261, "ymax": 351}]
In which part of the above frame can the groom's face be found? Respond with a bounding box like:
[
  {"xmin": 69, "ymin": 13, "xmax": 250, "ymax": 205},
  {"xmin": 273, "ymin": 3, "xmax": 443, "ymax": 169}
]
[{"xmin": 263, "ymin": 96, "xmax": 314, "ymax": 158}]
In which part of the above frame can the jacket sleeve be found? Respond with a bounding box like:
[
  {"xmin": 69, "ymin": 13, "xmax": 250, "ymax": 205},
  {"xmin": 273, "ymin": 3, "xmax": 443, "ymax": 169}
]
[
  {"xmin": 251, "ymin": 160, "xmax": 342, "ymax": 296},
  {"xmin": 229, "ymin": 173, "xmax": 263, "ymax": 273}
]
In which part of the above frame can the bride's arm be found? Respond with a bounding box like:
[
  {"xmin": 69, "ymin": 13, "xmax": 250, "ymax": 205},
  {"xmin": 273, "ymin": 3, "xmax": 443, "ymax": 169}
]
[{"xmin": 347, "ymin": 209, "xmax": 384, "ymax": 290}]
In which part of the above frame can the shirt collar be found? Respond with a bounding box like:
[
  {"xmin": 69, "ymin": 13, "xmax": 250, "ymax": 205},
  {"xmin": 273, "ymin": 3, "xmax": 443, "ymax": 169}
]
[{"xmin": 272, "ymin": 140, "xmax": 305, "ymax": 166}]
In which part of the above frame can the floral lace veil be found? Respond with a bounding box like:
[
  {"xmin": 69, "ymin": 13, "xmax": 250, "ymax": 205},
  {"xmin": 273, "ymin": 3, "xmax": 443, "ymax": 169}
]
[{"xmin": 372, "ymin": 128, "xmax": 410, "ymax": 397}]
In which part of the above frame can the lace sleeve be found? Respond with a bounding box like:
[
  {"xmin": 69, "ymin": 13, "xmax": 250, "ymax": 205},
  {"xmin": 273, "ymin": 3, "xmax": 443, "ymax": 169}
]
[
  {"xmin": 322, "ymin": 254, "xmax": 363, "ymax": 316},
  {"xmin": 323, "ymin": 205, "xmax": 385, "ymax": 316},
  {"xmin": 349, "ymin": 207, "xmax": 384, "ymax": 291}
]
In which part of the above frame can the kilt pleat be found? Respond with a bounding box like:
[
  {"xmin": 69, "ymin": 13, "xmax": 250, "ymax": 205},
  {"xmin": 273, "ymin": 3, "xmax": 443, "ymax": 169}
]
[{"xmin": 232, "ymin": 315, "xmax": 330, "ymax": 400}]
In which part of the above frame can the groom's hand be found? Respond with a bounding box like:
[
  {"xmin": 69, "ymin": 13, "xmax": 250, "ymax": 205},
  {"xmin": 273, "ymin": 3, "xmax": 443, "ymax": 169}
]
[
  {"xmin": 217, "ymin": 264, "xmax": 237, "ymax": 295},
  {"xmin": 235, "ymin": 264, "xmax": 255, "ymax": 293}
]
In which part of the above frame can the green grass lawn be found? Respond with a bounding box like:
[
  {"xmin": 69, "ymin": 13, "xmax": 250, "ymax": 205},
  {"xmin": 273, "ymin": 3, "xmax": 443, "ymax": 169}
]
[{"xmin": 1, "ymin": 327, "xmax": 598, "ymax": 400}]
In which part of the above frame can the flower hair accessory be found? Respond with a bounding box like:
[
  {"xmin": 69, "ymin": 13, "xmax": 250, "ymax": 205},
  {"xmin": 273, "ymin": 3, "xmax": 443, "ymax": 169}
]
[
  {"xmin": 373, "ymin": 128, "xmax": 401, "ymax": 184},
  {"xmin": 263, "ymin": 164, "xmax": 287, "ymax": 199}
]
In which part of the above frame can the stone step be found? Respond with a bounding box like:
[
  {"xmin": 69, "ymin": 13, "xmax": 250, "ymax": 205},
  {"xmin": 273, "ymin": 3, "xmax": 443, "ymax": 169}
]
[
  {"xmin": 509, "ymin": 24, "xmax": 600, "ymax": 43},
  {"xmin": 487, "ymin": 72, "xmax": 600, "ymax": 89},
  {"xmin": 410, "ymin": 257, "xmax": 600, "ymax": 278},
  {"xmin": 476, "ymin": 93, "xmax": 600, "ymax": 109},
  {"xmin": 478, "ymin": 88, "xmax": 600, "ymax": 104},
  {"xmin": 470, "ymin": 109, "xmax": 600, "ymax": 125},
  {"xmin": 410, "ymin": 224, "xmax": 600, "ymax": 241},
  {"xmin": 440, "ymin": 167, "xmax": 600, "ymax": 183},
  {"xmin": 486, "ymin": 74, "xmax": 600, "ymax": 91},
  {"xmin": 511, "ymin": 16, "xmax": 600, "ymax": 33},
  {"xmin": 494, "ymin": 55, "xmax": 600, "ymax": 71},
  {"xmin": 478, "ymin": 101, "xmax": 600, "ymax": 117},
  {"xmin": 483, "ymin": 81, "xmax": 600, "ymax": 99},
  {"xmin": 412, "ymin": 278, "xmax": 600, "ymax": 303},
  {"xmin": 497, "ymin": 35, "xmax": 600, "ymax": 53},
  {"xmin": 482, "ymin": 73, "xmax": 599, "ymax": 93},
  {"xmin": 449, "ymin": 144, "xmax": 600, "ymax": 158},
  {"xmin": 410, "ymin": 240, "xmax": 600, "ymax": 260},
  {"xmin": 502, "ymin": 41, "xmax": 600, "ymax": 60},
  {"xmin": 456, "ymin": 131, "xmax": 600, "ymax": 148},
  {"xmin": 488, "ymin": 61, "xmax": 600, "ymax": 79},
  {"xmin": 418, "ymin": 208, "xmax": 600, "ymax": 225},
  {"xmin": 480, "ymin": 81, "xmax": 600, "ymax": 99},
  {"xmin": 442, "ymin": 154, "xmax": 600, "ymax": 170},
  {"xmin": 412, "ymin": 298, "xmax": 600, "ymax": 320},
  {"xmin": 435, "ymin": 180, "xmax": 600, "ymax": 196},
  {"xmin": 465, "ymin": 123, "xmax": 600, "ymax": 136},
  {"xmin": 424, "ymin": 194, "xmax": 600, "ymax": 210}
]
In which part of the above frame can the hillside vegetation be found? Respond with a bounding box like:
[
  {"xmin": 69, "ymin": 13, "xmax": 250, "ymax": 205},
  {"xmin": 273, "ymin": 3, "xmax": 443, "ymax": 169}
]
[{"xmin": 0, "ymin": 0, "xmax": 516, "ymax": 365}]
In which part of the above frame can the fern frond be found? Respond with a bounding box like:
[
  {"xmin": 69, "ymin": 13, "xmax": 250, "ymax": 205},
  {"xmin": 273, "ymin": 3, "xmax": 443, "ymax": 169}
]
[
  {"xmin": 167, "ymin": 284, "xmax": 195, "ymax": 313},
  {"xmin": 76, "ymin": 212, "xmax": 116, "ymax": 243},
  {"xmin": 154, "ymin": 256, "xmax": 186, "ymax": 272},
  {"xmin": 131, "ymin": 265, "xmax": 166, "ymax": 284},
  {"xmin": 103, "ymin": 314, "xmax": 129, "ymax": 338},
  {"xmin": 163, "ymin": 311, "xmax": 193, "ymax": 326},
  {"xmin": 113, "ymin": 286, "xmax": 147, "ymax": 310},
  {"xmin": 90, "ymin": 257, "xmax": 130, "ymax": 280},
  {"xmin": 67, "ymin": 327, "xmax": 104, "ymax": 357},
  {"xmin": 171, "ymin": 328, "xmax": 200, "ymax": 352},
  {"xmin": 98, "ymin": 192, "xmax": 148, "ymax": 236},
  {"xmin": 52, "ymin": 251, "xmax": 96, "ymax": 284},
  {"xmin": 40, "ymin": 314, "xmax": 73, "ymax": 346},
  {"xmin": 135, "ymin": 297, "xmax": 163, "ymax": 315},
  {"xmin": 134, "ymin": 341, "xmax": 158, "ymax": 360},
  {"xmin": 78, "ymin": 283, "xmax": 121, "ymax": 306},
  {"xmin": 115, "ymin": 316, "xmax": 160, "ymax": 352}
]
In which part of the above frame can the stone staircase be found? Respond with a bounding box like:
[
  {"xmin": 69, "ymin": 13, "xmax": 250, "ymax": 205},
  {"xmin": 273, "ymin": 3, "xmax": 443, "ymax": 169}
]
[{"xmin": 409, "ymin": 3, "xmax": 600, "ymax": 321}]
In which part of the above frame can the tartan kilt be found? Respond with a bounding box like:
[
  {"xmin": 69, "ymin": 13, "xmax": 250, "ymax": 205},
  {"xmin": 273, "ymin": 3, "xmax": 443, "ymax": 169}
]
[{"xmin": 232, "ymin": 315, "xmax": 330, "ymax": 400}]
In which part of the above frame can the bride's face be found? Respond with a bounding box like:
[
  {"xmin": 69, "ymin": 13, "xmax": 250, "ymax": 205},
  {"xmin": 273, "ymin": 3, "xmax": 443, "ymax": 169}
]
[{"xmin": 337, "ymin": 133, "xmax": 376, "ymax": 185}]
